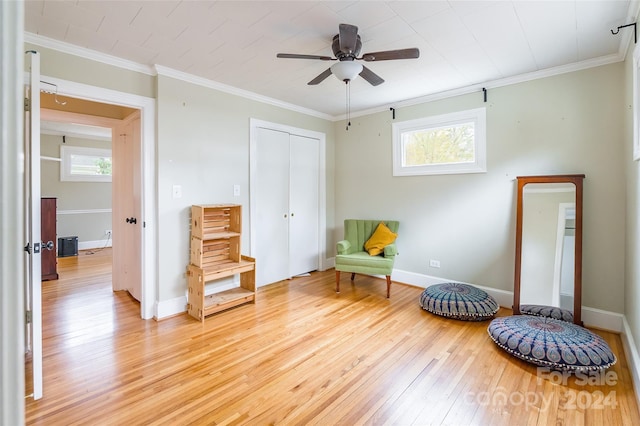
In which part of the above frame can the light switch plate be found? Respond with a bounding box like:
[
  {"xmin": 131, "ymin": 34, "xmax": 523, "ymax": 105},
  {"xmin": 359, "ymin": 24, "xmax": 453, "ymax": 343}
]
[{"xmin": 172, "ymin": 185, "xmax": 182, "ymax": 199}]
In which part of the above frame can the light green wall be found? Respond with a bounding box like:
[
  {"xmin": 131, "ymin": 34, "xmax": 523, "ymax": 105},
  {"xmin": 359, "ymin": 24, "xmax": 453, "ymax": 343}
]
[
  {"xmin": 40, "ymin": 134, "xmax": 112, "ymax": 244},
  {"xmin": 335, "ymin": 62, "xmax": 626, "ymax": 314},
  {"xmin": 31, "ymin": 40, "xmax": 630, "ymax": 317},
  {"xmin": 29, "ymin": 43, "xmax": 336, "ymax": 305},
  {"xmin": 156, "ymin": 75, "xmax": 335, "ymax": 301}
]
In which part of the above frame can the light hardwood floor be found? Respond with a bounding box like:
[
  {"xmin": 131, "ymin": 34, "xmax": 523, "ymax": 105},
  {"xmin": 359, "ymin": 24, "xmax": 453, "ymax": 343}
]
[{"xmin": 26, "ymin": 248, "xmax": 640, "ymax": 425}]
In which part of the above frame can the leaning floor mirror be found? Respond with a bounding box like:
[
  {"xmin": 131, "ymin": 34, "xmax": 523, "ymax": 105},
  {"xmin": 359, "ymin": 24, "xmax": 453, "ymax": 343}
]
[{"xmin": 513, "ymin": 174, "xmax": 585, "ymax": 325}]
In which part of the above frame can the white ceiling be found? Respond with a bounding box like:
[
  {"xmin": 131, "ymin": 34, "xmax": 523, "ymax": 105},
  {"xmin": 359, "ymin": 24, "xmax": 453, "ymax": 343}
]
[{"xmin": 25, "ymin": 1, "xmax": 636, "ymax": 118}]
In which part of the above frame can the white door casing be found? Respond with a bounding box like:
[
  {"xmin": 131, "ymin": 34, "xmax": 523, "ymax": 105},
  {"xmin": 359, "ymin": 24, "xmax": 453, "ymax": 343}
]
[
  {"xmin": 2, "ymin": 1, "xmax": 26, "ymax": 420},
  {"xmin": 30, "ymin": 75, "xmax": 156, "ymax": 319},
  {"xmin": 24, "ymin": 50, "xmax": 43, "ymax": 400}
]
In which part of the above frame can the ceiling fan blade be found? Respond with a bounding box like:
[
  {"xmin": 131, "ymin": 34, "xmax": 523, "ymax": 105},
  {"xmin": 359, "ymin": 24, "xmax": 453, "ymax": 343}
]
[
  {"xmin": 277, "ymin": 53, "xmax": 335, "ymax": 61},
  {"xmin": 359, "ymin": 65, "xmax": 384, "ymax": 86},
  {"xmin": 308, "ymin": 68, "xmax": 333, "ymax": 85},
  {"xmin": 338, "ymin": 23, "xmax": 358, "ymax": 55},
  {"xmin": 360, "ymin": 48, "xmax": 420, "ymax": 61}
]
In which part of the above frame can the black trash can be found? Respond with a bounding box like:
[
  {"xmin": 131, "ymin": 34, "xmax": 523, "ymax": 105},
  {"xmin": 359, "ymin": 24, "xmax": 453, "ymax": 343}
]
[{"xmin": 57, "ymin": 236, "xmax": 78, "ymax": 257}]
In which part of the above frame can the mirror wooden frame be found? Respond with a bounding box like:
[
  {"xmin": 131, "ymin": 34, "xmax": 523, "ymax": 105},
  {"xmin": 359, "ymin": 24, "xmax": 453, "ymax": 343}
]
[{"xmin": 513, "ymin": 174, "xmax": 585, "ymax": 325}]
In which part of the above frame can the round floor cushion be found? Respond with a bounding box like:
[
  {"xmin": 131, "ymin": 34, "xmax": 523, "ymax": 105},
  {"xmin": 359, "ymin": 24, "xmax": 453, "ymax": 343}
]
[
  {"xmin": 520, "ymin": 304, "xmax": 574, "ymax": 323},
  {"xmin": 487, "ymin": 315, "xmax": 616, "ymax": 372},
  {"xmin": 419, "ymin": 282, "xmax": 499, "ymax": 321}
]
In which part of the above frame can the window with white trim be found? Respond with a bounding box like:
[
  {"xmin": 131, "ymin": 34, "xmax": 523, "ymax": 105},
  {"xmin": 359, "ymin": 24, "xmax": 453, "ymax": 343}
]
[
  {"xmin": 60, "ymin": 145, "xmax": 112, "ymax": 182},
  {"xmin": 392, "ymin": 107, "xmax": 486, "ymax": 176}
]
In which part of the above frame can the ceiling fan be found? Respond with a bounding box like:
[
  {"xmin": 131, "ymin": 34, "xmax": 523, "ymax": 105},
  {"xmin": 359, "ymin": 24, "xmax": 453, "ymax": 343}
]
[{"xmin": 276, "ymin": 23, "xmax": 420, "ymax": 86}]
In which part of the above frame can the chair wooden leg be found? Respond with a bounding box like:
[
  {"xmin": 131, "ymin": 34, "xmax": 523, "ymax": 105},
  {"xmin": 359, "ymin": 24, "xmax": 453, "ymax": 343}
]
[
  {"xmin": 335, "ymin": 270, "xmax": 341, "ymax": 293},
  {"xmin": 350, "ymin": 273, "xmax": 356, "ymax": 281},
  {"xmin": 386, "ymin": 275, "xmax": 391, "ymax": 298}
]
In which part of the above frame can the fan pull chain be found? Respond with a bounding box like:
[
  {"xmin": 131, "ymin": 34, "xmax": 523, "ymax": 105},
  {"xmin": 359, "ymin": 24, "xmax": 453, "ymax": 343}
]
[{"xmin": 346, "ymin": 81, "xmax": 351, "ymax": 131}]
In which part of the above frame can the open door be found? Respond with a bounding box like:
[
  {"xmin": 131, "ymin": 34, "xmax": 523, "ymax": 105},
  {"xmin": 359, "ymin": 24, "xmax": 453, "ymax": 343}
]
[
  {"xmin": 112, "ymin": 111, "xmax": 142, "ymax": 301},
  {"xmin": 24, "ymin": 50, "xmax": 43, "ymax": 400}
]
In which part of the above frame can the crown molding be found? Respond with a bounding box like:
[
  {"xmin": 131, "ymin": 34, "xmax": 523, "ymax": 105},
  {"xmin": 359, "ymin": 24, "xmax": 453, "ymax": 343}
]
[
  {"xmin": 25, "ymin": 32, "xmax": 155, "ymax": 76},
  {"xmin": 24, "ymin": 32, "xmax": 331, "ymax": 121},
  {"xmin": 346, "ymin": 52, "xmax": 625, "ymax": 121},
  {"xmin": 154, "ymin": 65, "xmax": 333, "ymax": 121},
  {"xmin": 24, "ymin": 31, "xmax": 629, "ymax": 124}
]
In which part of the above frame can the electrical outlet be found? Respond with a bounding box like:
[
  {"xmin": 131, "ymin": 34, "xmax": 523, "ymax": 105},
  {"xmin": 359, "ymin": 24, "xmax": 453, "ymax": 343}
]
[
  {"xmin": 105, "ymin": 229, "xmax": 112, "ymax": 236},
  {"xmin": 429, "ymin": 259, "xmax": 440, "ymax": 268},
  {"xmin": 233, "ymin": 184, "xmax": 240, "ymax": 197}
]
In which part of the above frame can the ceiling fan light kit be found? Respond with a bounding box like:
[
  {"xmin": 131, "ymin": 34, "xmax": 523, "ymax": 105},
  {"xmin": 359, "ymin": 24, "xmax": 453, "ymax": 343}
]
[
  {"xmin": 276, "ymin": 23, "xmax": 420, "ymax": 129},
  {"xmin": 276, "ymin": 23, "xmax": 419, "ymax": 87},
  {"xmin": 331, "ymin": 61, "xmax": 363, "ymax": 82}
]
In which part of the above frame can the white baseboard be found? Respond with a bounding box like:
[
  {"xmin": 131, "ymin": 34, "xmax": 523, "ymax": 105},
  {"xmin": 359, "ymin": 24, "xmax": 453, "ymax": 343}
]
[
  {"xmin": 323, "ymin": 257, "xmax": 335, "ymax": 271},
  {"xmin": 155, "ymin": 295, "xmax": 187, "ymax": 320},
  {"xmin": 622, "ymin": 316, "xmax": 640, "ymax": 409},
  {"xmin": 583, "ymin": 307, "xmax": 623, "ymax": 332},
  {"xmin": 78, "ymin": 239, "xmax": 112, "ymax": 250},
  {"xmin": 390, "ymin": 268, "xmax": 622, "ymax": 332}
]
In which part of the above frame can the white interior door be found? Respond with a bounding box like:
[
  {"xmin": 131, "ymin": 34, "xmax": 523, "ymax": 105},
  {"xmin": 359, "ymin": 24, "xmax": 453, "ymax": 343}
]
[
  {"xmin": 112, "ymin": 112, "xmax": 142, "ymax": 301},
  {"xmin": 289, "ymin": 135, "xmax": 319, "ymax": 276},
  {"xmin": 253, "ymin": 127, "xmax": 320, "ymax": 286},
  {"xmin": 24, "ymin": 50, "xmax": 43, "ymax": 400},
  {"xmin": 255, "ymin": 127, "xmax": 290, "ymax": 286}
]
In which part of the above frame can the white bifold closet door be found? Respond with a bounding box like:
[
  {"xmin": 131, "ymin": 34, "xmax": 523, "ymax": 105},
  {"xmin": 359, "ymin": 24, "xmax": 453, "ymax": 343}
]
[{"xmin": 254, "ymin": 127, "xmax": 319, "ymax": 286}]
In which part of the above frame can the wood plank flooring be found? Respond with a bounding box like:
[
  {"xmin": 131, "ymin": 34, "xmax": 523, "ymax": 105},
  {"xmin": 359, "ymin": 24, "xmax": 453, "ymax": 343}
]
[{"xmin": 25, "ymin": 248, "xmax": 640, "ymax": 425}]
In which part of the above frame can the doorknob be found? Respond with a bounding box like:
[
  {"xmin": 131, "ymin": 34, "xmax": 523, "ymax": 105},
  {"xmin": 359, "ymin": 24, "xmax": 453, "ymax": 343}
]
[
  {"xmin": 42, "ymin": 240, "xmax": 54, "ymax": 251},
  {"xmin": 126, "ymin": 217, "xmax": 137, "ymax": 224}
]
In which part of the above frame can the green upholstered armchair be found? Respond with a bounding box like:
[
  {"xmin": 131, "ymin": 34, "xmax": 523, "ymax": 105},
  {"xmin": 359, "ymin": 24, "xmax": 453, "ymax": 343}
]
[{"xmin": 335, "ymin": 219, "xmax": 399, "ymax": 298}]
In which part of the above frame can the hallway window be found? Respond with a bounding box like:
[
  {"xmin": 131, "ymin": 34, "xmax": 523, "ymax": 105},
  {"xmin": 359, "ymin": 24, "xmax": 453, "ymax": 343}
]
[{"xmin": 60, "ymin": 145, "xmax": 112, "ymax": 182}]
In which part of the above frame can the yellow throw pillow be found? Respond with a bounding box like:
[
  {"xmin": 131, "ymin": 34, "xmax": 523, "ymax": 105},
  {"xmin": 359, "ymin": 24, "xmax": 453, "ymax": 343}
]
[{"xmin": 364, "ymin": 222, "xmax": 397, "ymax": 256}]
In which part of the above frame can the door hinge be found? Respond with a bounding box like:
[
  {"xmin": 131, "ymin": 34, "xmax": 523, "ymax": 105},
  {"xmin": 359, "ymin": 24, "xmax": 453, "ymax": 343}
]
[
  {"xmin": 24, "ymin": 97, "xmax": 30, "ymax": 112},
  {"xmin": 26, "ymin": 310, "xmax": 32, "ymax": 324}
]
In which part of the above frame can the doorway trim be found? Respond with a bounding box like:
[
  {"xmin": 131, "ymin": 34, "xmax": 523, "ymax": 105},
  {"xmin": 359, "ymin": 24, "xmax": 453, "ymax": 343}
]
[
  {"xmin": 248, "ymin": 118, "xmax": 327, "ymax": 276},
  {"xmin": 2, "ymin": 1, "xmax": 26, "ymax": 420},
  {"xmin": 36, "ymin": 74, "xmax": 157, "ymax": 319}
]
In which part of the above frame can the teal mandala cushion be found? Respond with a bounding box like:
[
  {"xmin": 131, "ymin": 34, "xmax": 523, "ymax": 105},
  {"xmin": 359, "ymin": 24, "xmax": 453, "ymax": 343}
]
[
  {"xmin": 487, "ymin": 315, "xmax": 616, "ymax": 372},
  {"xmin": 520, "ymin": 304, "xmax": 574, "ymax": 323},
  {"xmin": 419, "ymin": 283, "xmax": 499, "ymax": 321}
]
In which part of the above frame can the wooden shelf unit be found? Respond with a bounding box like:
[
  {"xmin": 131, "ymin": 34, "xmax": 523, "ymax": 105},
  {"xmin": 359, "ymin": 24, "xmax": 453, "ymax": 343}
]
[{"xmin": 187, "ymin": 204, "xmax": 256, "ymax": 322}]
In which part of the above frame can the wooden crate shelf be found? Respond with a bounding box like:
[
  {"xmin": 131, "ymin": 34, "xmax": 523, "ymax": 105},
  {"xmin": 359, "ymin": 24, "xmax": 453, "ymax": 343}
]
[
  {"xmin": 190, "ymin": 235, "xmax": 240, "ymax": 268},
  {"xmin": 187, "ymin": 204, "xmax": 255, "ymax": 322},
  {"xmin": 202, "ymin": 258, "xmax": 255, "ymax": 281},
  {"xmin": 191, "ymin": 204, "xmax": 241, "ymax": 240}
]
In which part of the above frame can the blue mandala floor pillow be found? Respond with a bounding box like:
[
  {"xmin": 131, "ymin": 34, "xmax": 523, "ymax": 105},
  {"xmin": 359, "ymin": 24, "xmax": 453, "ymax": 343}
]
[
  {"xmin": 419, "ymin": 282, "xmax": 499, "ymax": 321},
  {"xmin": 520, "ymin": 304, "xmax": 574, "ymax": 323},
  {"xmin": 487, "ymin": 315, "xmax": 616, "ymax": 372}
]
